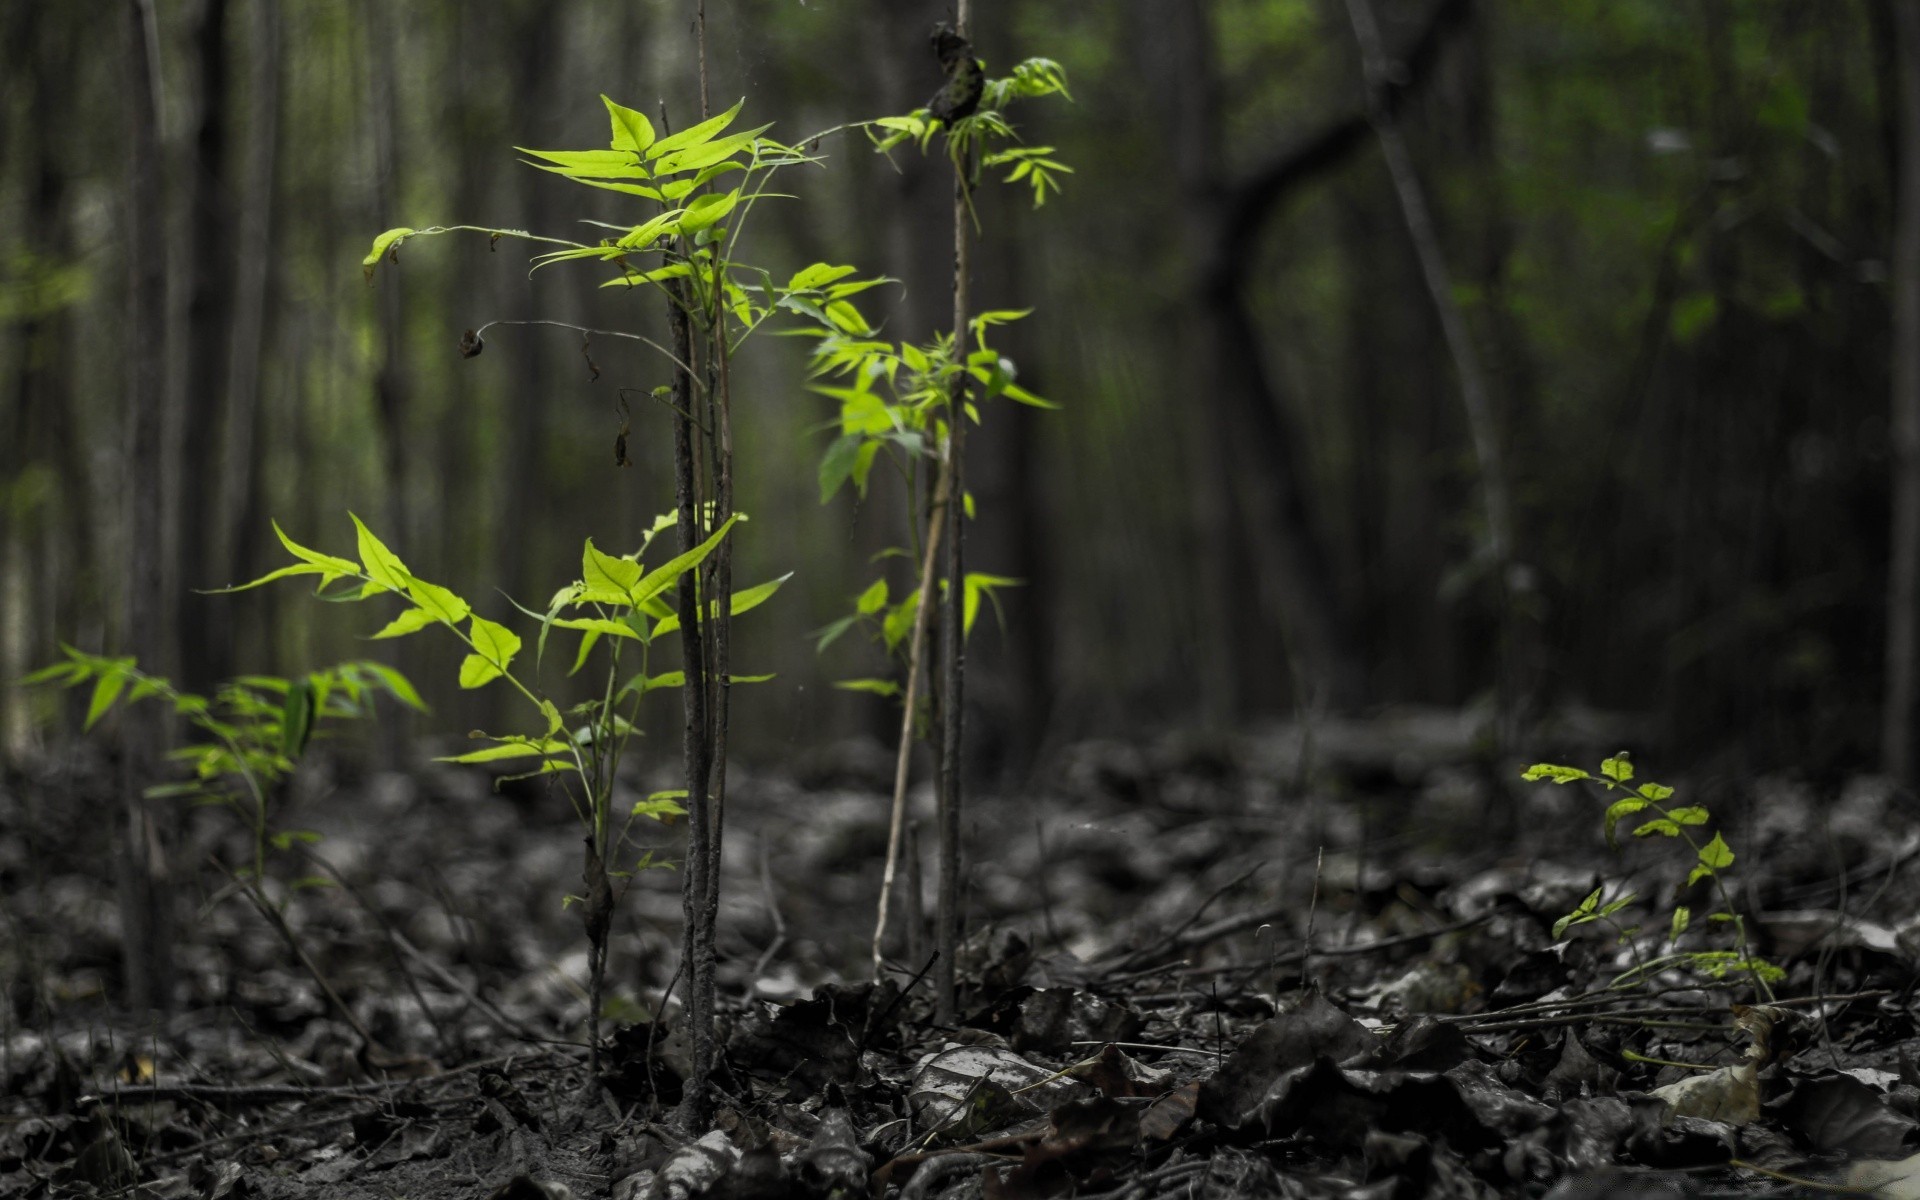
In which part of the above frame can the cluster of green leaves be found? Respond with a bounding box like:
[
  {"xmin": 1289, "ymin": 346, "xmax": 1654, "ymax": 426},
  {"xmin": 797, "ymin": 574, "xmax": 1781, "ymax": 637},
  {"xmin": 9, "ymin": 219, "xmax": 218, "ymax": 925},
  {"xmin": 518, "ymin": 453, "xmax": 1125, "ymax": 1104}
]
[
  {"xmin": 230, "ymin": 513, "xmax": 782, "ymax": 866},
  {"xmin": 808, "ymin": 61, "xmax": 1071, "ymax": 700},
  {"xmin": 365, "ymin": 95, "xmax": 829, "ymax": 343},
  {"xmin": 870, "ymin": 57, "xmax": 1074, "ymax": 206},
  {"xmin": 805, "ymin": 309, "xmax": 1045, "ymax": 692},
  {"xmin": 1523, "ymin": 753, "xmax": 1781, "ymax": 992},
  {"xmin": 25, "ymin": 646, "xmax": 420, "ymax": 887}
]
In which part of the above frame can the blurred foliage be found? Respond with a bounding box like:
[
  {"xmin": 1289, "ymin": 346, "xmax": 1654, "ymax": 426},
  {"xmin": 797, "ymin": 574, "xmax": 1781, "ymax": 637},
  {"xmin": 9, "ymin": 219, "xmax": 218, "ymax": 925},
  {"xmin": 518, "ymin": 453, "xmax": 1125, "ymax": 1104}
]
[{"xmin": 0, "ymin": 0, "xmax": 1900, "ymax": 774}]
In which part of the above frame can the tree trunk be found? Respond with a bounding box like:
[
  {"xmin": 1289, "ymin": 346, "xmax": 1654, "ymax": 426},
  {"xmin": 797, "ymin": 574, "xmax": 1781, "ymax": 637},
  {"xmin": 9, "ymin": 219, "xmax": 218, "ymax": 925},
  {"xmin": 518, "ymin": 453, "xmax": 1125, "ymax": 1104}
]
[
  {"xmin": 1885, "ymin": 0, "xmax": 1920, "ymax": 783},
  {"xmin": 122, "ymin": 0, "xmax": 178, "ymax": 1012},
  {"xmin": 1161, "ymin": 0, "xmax": 1368, "ymax": 714},
  {"xmin": 220, "ymin": 0, "xmax": 281, "ymax": 620},
  {"xmin": 180, "ymin": 0, "xmax": 235, "ymax": 690},
  {"xmin": 2, "ymin": 5, "xmax": 82, "ymax": 757}
]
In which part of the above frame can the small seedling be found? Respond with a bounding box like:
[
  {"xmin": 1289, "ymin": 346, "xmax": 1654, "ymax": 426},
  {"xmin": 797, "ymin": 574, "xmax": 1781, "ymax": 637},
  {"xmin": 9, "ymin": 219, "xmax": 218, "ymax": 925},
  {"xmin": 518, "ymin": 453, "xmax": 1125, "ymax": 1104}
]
[
  {"xmin": 807, "ymin": 43, "xmax": 1070, "ymax": 1000},
  {"xmin": 1523, "ymin": 752, "xmax": 1781, "ymax": 996},
  {"xmin": 228, "ymin": 512, "xmax": 785, "ymax": 1071},
  {"xmin": 25, "ymin": 647, "xmax": 421, "ymax": 1039}
]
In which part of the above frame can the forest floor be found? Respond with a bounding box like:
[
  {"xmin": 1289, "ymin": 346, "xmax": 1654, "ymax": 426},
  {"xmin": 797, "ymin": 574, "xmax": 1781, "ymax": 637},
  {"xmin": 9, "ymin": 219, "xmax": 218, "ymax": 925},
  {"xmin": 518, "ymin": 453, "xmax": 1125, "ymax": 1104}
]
[{"xmin": 6, "ymin": 707, "xmax": 1920, "ymax": 1199}]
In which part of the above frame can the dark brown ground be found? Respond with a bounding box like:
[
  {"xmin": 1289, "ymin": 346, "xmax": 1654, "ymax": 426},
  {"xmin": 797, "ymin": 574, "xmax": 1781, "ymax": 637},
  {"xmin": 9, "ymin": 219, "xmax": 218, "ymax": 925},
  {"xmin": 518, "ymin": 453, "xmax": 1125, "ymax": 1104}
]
[{"xmin": 6, "ymin": 708, "xmax": 1920, "ymax": 1199}]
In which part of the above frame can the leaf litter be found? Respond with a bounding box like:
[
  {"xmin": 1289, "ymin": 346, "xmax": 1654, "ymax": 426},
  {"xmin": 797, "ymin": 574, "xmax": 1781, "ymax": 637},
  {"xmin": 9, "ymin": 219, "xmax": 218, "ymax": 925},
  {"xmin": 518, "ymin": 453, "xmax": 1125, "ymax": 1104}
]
[{"xmin": 7, "ymin": 718, "xmax": 1920, "ymax": 1197}]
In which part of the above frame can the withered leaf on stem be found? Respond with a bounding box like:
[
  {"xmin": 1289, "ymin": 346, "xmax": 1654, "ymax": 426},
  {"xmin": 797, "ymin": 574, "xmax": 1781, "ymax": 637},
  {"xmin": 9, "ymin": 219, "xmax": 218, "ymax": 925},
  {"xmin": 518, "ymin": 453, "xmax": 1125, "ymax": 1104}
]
[{"xmin": 458, "ymin": 329, "xmax": 484, "ymax": 358}]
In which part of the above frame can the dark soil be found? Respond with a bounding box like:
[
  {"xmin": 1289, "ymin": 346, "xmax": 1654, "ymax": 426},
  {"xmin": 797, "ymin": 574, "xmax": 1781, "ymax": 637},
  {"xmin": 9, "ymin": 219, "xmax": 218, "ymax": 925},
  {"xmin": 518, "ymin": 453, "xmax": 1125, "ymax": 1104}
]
[{"xmin": 6, "ymin": 708, "xmax": 1920, "ymax": 1199}]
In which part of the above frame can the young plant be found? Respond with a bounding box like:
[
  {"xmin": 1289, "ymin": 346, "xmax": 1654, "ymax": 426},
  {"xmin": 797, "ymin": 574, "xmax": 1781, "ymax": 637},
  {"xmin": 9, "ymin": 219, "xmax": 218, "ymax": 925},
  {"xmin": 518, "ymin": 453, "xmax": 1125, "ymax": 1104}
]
[
  {"xmin": 808, "ymin": 29, "xmax": 1070, "ymax": 1014},
  {"xmin": 358, "ymin": 79, "xmax": 983, "ymax": 1109},
  {"xmin": 226, "ymin": 512, "xmax": 785, "ymax": 1075},
  {"xmin": 1523, "ymin": 752, "xmax": 1782, "ymax": 996},
  {"xmin": 25, "ymin": 647, "xmax": 421, "ymax": 1041}
]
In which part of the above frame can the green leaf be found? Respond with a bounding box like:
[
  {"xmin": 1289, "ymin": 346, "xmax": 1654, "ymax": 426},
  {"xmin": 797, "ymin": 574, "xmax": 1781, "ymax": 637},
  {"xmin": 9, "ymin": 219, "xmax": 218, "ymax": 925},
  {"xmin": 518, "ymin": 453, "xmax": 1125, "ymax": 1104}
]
[
  {"xmin": 405, "ymin": 579, "xmax": 470, "ymax": 625},
  {"xmin": 1601, "ymin": 753, "xmax": 1633, "ymax": 783},
  {"xmin": 1671, "ymin": 907, "xmax": 1691, "ymax": 941},
  {"xmin": 788, "ymin": 263, "xmax": 857, "ymax": 292},
  {"xmin": 818, "ymin": 432, "xmax": 864, "ymax": 503},
  {"xmin": 206, "ymin": 561, "xmax": 335, "ymax": 594},
  {"xmin": 650, "ymin": 572, "xmax": 792, "ymax": 637},
  {"xmin": 632, "ymin": 791, "xmax": 688, "ymax": 822},
  {"xmin": 364, "ymin": 226, "xmax": 415, "ymax": 268},
  {"xmin": 646, "ymin": 671, "xmax": 690, "ymax": 690},
  {"xmin": 1522, "ymin": 763, "xmax": 1591, "ymax": 784},
  {"xmin": 371, "ymin": 607, "xmax": 439, "ymax": 639},
  {"xmin": 568, "ymin": 628, "xmax": 604, "ymax": 677},
  {"xmin": 281, "ymin": 680, "xmax": 316, "ymax": 757},
  {"xmin": 631, "ymin": 514, "xmax": 743, "ymax": 606},
  {"xmin": 883, "ymin": 592, "xmax": 919, "ymax": 651},
  {"xmin": 583, "ymin": 539, "xmax": 642, "ymax": 601},
  {"xmin": 645, "ymin": 98, "xmax": 744, "ymax": 161},
  {"xmin": 1602, "ymin": 797, "xmax": 1649, "ymax": 850},
  {"xmin": 350, "ymin": 514, "xmax": 411, "ymax": 593},
  {"xmin": 812, "ymin": 614, "xmax": 858, "ymax": 653},
  {"xmin": 84, "ymin": 671, "xmax": 127, "ymax": 729},
  {"xmin": 549, "ymin": 616, "xmax": 643, "ymax": 642},
  {"xmin": 1637, "ymin": 782, "xmax": 1675, "ymax": 802},
  {"xmin": 962, "ymin": 573, "xmax": 1019, "ymax": 635},
  {"xmin": 857, "ymin": 578, "xmax": 889, "ymax": 615},
  {"xmin": 436, "ymin": 738, "xmax": 569, "ymax": 764},
  {"xmin": 517, "ymin": 146, "xmax": 651, "ymax": 176},
  {"xmin": 676, "ymin": 190, "xmax": 740, "ymax": 233},
  {"xmin": 359, "ymin": 662, "xmax": 426, "ymax": 711},
  {"xmin": 835, "ymin": 678, "xmax": 902, "ymax": 698},
  {"xmin": 461, "ymin": 616, "xmax": 522, "ymax": 688},
  {"xmin": 1687, "ymin": 833, "xmax": 1735, "ymax": 886},
  {"xmin": 656, "ymin": 128, "xmax": 769, "ymax": 175},
  {"xmin": 603, "ymin": 94, "xmax": 656, "ymax": 154},
  {"xmin": 19, "ymin": 659, "xmax": 82, "ymax": 686},
  {"xmin": 1552, "ymin": 887, "xmax": 1602, "ymax": 940},
  {"xmin": 266, "ymin": 520, "xmax": 358, "ymax": 574}
]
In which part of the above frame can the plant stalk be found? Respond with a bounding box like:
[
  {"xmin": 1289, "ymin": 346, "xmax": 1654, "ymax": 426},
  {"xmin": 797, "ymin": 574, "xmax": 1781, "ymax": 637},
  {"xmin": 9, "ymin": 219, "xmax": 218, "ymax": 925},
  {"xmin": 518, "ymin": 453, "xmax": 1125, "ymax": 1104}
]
[{"xmin": 934, "ymin": 0, "xmax": 976, "ymax": 1025}]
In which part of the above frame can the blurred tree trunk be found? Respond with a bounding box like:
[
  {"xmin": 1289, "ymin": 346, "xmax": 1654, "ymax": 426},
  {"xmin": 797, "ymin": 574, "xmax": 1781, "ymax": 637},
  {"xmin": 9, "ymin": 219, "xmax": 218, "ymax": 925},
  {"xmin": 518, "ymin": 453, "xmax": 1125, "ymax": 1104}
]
[
  {"xmin": 1153, "ymin": 0, "xmax": 1258, "ymax": 720},
  {"xmin": 180, "ymin": 0, "xmax": 235, "ymax": 691},
  {"xmin": 363, "ymin": 0, "xmax": 413, "ymax": 759},
  {"xmin": 2, "ymin": 6, "xmax": 85, "ymax": 755},
  {"xmin": 1160, "ymin": 0, "xmax": 1367, "ymax": 714},
  {"xmin": 499, "ymin": 1, "xmax": 559, "ymax": 605},
  {"xmin": 1885, "ymin": 0, "xmax": 1920, "ymax": 783},
  {"xmin": 221, "ymin": 0, "xmax": 281, "ymax": 611},
  {"xmin": 122, "ymin": 0, "xmax": 178, "ymax": 1012},
  {"xmin": 365, "ymin": 0, "xmax": 410, "ymax": 560}
]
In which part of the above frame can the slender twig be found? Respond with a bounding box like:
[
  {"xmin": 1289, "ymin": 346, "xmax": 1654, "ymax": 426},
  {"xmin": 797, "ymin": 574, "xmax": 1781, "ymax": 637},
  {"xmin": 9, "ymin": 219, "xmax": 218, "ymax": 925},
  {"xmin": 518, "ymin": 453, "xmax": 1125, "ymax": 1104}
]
[
  {"xmin": 468, "ymin": 318, "xmax": 700, "ymax": 383},
  {"xmin": 872, "ymin": 464, "xmax": 951, "ymax": 977}
]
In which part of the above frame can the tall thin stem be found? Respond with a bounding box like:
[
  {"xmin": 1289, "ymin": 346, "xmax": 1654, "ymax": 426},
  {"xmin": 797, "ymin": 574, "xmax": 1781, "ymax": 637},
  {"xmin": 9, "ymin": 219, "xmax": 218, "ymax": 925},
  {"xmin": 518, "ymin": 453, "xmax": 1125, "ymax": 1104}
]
[
  {"xmin": 934, "ymin": 0, "xmax": 976, "ymax": 1024},
  {"xmin": 872, "ymin": 466, "xmax": 950, "ymax": 978}
]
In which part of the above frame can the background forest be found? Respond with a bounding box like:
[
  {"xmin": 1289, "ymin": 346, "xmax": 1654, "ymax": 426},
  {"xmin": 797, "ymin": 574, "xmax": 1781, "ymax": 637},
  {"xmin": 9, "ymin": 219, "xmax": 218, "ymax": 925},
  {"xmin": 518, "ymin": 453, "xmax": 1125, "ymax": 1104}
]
[{"xmin": 0, "ymin": 0, "xmax": 1906, "ymax": 783}]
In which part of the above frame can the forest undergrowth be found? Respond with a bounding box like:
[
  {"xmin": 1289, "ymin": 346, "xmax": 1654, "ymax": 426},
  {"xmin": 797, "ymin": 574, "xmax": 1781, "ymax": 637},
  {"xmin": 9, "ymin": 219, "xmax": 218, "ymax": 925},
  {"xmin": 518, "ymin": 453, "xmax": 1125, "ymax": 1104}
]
[{"xmin": 6, "ymin": 716, "xmax": 1920, "ymax": 1199}]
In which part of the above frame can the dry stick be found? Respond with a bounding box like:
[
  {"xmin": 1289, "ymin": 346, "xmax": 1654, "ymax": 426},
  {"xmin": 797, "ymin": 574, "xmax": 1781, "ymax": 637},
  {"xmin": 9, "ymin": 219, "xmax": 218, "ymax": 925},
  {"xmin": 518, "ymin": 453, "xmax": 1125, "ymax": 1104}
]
[
  {"xmin": 1301, "ymin": 846, "xmax": 1325, "ymax": 990},
  {"xmin": 935, "ymin": 0, "xmax": 976, "ymax": 1027},
  {"xmin": 298, "ymin": 848, "xmax": 453, "ymax": 1052},
  {"xmin": 214, "ymin": 859, "xmax": 380, "ymax": 1054},
  {"xmin": 1341, "ymin": 0, "xmax": 1515, "ymax": 734},
  {"xmin": 1107, "ymin": 864, "xmax": 1261, "ymax": 973},
  {"xmin": 906, "ymin": 819, "xmax": 928, "ymax": 969},
  {"xmin": 872, "ymin": 465, "xmax": 951, "ymax": 977}
]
